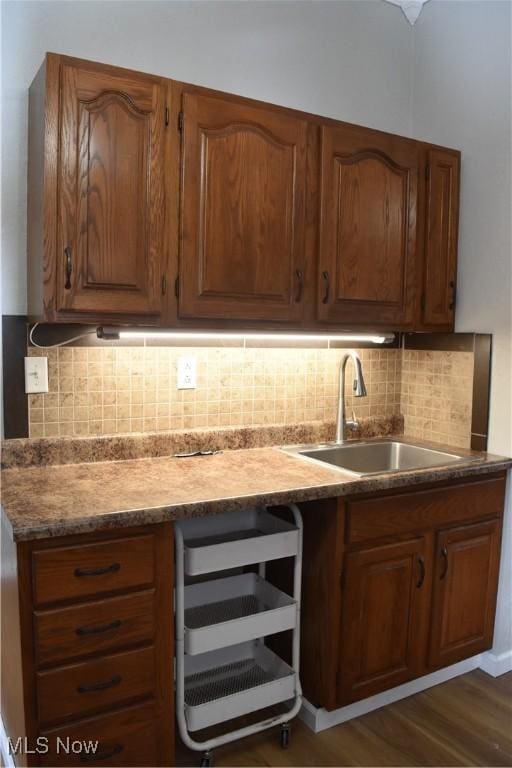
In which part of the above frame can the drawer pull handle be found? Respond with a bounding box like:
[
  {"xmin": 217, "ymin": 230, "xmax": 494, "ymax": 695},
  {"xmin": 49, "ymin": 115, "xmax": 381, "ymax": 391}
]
[
  {"xmin": 80, "ymin": 744, "xmax": 123, "ymax": 763},
  {"xmin": 74, "ymin": 562, "xmax": 121, "ymax": 578},
  {"xmin": 76, "ymin": 619, "xmax": 122, "ymax": 637},
  {"xmin": 77, "ymin": 674, "xmax": 122, "ymax": 694},
  {"xmin": 440, "ymin": 547, "xmax": 449, "ymax": 580},
  {"xmin": 416, "ymin": 555, "xmax": 425, "ymax": 588}
]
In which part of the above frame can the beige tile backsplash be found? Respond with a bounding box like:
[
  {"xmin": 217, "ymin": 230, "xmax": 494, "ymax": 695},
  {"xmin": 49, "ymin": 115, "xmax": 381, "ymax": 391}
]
[
  {"xmin": 401, "ymin": 350, "xmax": 474, "ymax": 448},
  {"xmin": 27, "ymin": 345, "xmax": 474, "ymax": 449}
]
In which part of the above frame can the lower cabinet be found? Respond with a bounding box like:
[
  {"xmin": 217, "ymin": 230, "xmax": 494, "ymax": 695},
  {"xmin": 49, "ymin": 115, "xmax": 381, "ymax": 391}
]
[
  {"xmin": 428, "ymin": 519, "xmax": 502, "ymax": 669},
  {"xmin": 338, "ymin": 537, "xmax": 430, "ymax": 703},
  {"xmin": 300, "ymin": 474, "xmax": 506, "ymax": 709},
  {"xmin": 1, "ymin": 523, "xmax": 174, "ymax": 768}
]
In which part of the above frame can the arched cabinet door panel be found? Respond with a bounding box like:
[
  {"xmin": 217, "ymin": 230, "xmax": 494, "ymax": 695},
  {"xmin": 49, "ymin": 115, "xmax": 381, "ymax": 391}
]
[
  {"xmin": 179, "ymin": 92, "xmax": 308, "ymax": 322},
  {"xmin": 57, "ymin": 62, "xmax": 166, "ymax": 316},
  {"xmin": 318, "ymin": 123, "xmax": 418, "ymax": 328}
]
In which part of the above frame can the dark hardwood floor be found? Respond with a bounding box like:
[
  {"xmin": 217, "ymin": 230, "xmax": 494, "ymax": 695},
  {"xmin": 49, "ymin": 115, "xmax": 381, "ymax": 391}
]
[{"xmin": 177, "ymin": 670, "xmax": 512, "ymax": 767}]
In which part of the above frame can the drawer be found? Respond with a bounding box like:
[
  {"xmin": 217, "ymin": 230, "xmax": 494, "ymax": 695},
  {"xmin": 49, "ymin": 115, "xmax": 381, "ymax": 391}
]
[
  {"xmin": 346, "ymin": 477, "xmax": 506, "ymax": 544},
  {"xmin": 34, "ymin": 590, "xmax": 155, "ymax": 666},
  {"xmin": 40, "ymin": 702, "xmax": 158, "ymax": 767},
  {"xmin": 32, "ymin": 535, "xmax": 155, "ymax": 605},
  {"xmin": 37, "ymin": 646, "xmax": 155, "ymax": 724}
]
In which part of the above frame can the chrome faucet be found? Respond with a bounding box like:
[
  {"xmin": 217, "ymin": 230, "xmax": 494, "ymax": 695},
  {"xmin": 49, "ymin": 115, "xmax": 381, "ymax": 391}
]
[{"xmin": 335, "ymin": 351, "xmax": 368, "ymax": 444}]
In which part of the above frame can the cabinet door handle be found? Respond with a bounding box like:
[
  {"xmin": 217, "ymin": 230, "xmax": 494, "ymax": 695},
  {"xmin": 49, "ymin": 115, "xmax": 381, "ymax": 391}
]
[
  {"xmin": 74, "ymin": 562, "xmax": 121, "ymax": 578},
  {"xmin": 416, "ymin": 555, "xmax": 425, "ymax": 588},
  {"xmin": 322, "ymin": 270, "xmax": 330, "ymax": 304},
  {"xmin": 77, "ymin": 674, "xmax": 122, "ymax": 694},
  {"xmin": 295, "ymin": 270, "xmax": 304, "ymax": 303},
  {"xmin": 440, "ymin": 547, "xmax": 449, "ymax": 579},
  {"xmin": 64, "ymin": 246, "xmax": 72, "ymax": 290},
  {"xmin": 75, "ymin": 619, "xmax": 122, "ymax": 637},
  {"xmin": 449, "ymin": 280, "xmax": 456, "ymax": 310},
  {"xmin": 80, "ymin": 744, "xmax": 123, "ymax": 763}
]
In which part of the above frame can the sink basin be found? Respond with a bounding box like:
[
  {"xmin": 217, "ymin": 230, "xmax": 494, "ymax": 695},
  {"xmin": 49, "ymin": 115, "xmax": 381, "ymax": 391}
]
[{"xmin": 283, "ymin": 440, "xmax": 468, "ymax": 476}]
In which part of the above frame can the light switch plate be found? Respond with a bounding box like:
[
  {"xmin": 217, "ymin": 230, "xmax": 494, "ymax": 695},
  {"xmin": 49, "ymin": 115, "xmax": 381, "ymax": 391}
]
[
  {"xmin": 177, "ymin": 356, "xmax": 197, "ymax": 389},
  {"xmin": 24, "ymin": 356, "xmax": 49, "ymax": 393}
]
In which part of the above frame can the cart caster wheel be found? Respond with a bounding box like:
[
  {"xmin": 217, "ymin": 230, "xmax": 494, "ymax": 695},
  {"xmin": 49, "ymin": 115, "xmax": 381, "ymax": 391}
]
[
  {"xmin": 280, "ymin": 723, "xmax": 290, "ymax": 749},
  {"xmin": 200, "ymin": 752, "xmax": 213, "ymax": 767}
]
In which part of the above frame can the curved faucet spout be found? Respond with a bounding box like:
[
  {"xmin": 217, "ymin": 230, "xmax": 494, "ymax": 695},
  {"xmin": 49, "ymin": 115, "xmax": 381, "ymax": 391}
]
[{"xmin": 335, "ymin": 351, "xmax": 367, "ymax": 444}]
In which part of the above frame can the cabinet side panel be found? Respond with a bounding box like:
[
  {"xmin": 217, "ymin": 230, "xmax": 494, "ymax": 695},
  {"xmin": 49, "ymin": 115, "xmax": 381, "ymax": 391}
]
[
  {"xmin": 27, "ymin": 60, "xmax": 46, "ymax": 319},
  {"xmin": 27, "ymin": 54, "xmax": 60, "ymax": 321},
  {"xmin": 1, "ymin": 515, "xmax": 28, "ymax": 766},
  {"xmin": 154, "ymin": 522, "xmax": 175, "ymax": 765},
  {"xmin": 299, "ymin": 498, "xmax": 344, "ymax": 710}
]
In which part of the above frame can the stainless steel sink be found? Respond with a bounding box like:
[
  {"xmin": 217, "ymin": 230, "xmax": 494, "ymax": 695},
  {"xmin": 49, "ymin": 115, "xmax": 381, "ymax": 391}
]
[{"xmin": 282, "ymin": 440, "xmax": 469, "ymax": 476}]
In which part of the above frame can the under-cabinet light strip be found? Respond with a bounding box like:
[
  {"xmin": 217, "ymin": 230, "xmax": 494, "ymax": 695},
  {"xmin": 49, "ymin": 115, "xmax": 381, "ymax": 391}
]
[{"xmin": 97, "ymin": 327, "xmax": 395, "ymax": 345}]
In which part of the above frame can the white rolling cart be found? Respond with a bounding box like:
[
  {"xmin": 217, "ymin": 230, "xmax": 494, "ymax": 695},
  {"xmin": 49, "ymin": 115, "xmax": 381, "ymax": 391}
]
[{"xmin": 175, "ymin": 505, "xmax": 303, "ymax": 767}]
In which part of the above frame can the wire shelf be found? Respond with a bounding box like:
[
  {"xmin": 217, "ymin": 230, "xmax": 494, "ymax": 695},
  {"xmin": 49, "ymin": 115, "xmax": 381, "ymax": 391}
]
[
  {"xmin": 183, "ymin": 573, "xmax": 296, "ymax": 654},
  {"xmin": 185, "ymin": 657, "xmax": 278, "ymax": 707},
  {"xmin": 186, "ymin": 594, "xmax": 269, "ymax": 630}
]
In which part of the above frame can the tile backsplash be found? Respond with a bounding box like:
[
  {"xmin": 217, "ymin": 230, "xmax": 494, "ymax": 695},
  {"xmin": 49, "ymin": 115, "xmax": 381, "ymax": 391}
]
[
  {"xmin": 27, "ymin": 345, "xmax": 474, "ymax": 449},
  {"xmin": 401, "ymin": 349, "xmax": 474, "ymax": 448},
  {"xmin": 27, "ymin": 347, "xmax": 401, "ymax": 438}
]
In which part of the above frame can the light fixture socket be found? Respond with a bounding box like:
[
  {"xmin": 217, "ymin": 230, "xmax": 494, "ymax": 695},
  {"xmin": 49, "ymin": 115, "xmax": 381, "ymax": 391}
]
[{"xmin": 96, "ymin": 326, "xmax": 120, "ymax": 341}]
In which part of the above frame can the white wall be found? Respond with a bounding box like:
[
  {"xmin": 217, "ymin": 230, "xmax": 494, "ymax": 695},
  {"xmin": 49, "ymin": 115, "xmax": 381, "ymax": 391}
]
[
  {"xmin": 413, "ymin": 0, "xmax": 512, "ymax": 662},
  {"xmin": 1, "ymin": 0, "xmax": 413, "ymax": 315}
]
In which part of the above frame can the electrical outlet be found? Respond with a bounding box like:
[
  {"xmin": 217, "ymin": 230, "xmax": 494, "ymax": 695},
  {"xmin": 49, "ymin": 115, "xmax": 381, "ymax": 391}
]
[
  {"xmin": 24, "ymin": 356, "xmax": 49, "ymax": 393},
  {"xmin": 177, "ymin": 356, "xmax": 197, "ymax": 389}
]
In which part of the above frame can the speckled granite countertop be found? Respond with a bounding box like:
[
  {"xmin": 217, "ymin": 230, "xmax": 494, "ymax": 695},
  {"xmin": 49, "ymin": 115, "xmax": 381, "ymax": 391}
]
[{"xmin": 2, "ymin": 439, "xmax": 511, "ymax": 541}]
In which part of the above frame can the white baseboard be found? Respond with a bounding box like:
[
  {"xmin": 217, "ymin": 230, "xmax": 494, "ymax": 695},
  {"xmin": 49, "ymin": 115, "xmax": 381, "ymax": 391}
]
[
  {"xmin": 0, "ymin": 715, "xmax": 16, "ymax": 768},
  {"xmin": 299, "ymin": 655, "xmax": 482, "ymax": 733},
  {"xmin": 479, "ymin": 648, "xmax": 512, "ymax": 677}
]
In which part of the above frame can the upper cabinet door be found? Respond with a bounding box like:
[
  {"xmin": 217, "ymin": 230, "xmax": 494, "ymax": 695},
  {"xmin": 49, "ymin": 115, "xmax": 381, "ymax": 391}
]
[
  {"xmin": 318, "ymin": 124, "xmax": 419, "ymax": 328},
  {"xmin": 57, "ymin": 62, "xmax": 166, "ymax": 316},
  {"xmin": 421, "ymin": 148, "xmax": 460, "ymax": 330},
  {"xmin": 179, "ymin": 92, "xmax": 308, "ymax": 322}
]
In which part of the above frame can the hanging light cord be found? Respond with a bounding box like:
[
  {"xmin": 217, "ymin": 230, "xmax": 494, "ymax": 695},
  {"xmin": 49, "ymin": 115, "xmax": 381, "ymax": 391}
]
[{"xmin": 29, "ymin": 322, "xmax": 97, "ymax": 349}]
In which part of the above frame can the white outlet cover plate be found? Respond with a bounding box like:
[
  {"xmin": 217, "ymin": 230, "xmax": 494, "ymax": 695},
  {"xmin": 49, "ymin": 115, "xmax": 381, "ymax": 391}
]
[
  {"xmin": 24, "ymin": 356, "xmax": 49, "ymax": 393},
  {"xmin": 177, "ymin": 356, "xmax": 197, "ymax": 389}
]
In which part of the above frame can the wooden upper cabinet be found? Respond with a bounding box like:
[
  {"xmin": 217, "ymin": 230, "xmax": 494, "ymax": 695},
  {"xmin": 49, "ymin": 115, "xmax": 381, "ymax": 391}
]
[
  {"xmin": 420, "ymin": 147, "xmax": 460, "ymax": 330},
  {"xmin": 338, "ymin": 536, "xmax": 429, "ymax": 704},
  {"xmin": 317, "ymin": 124, "xmax": 419, "ymax": 328},
  {"xmin": 428, "ymin": 519, "xmax": 501, "ymax": 669},
  {"xmin": 178, "ymin": 91, "xmax": 308, "ymax": 322},
  {"xmin": 28, "ymin": 54, "xmax": 461, "ymax": 329},
  {"xmin": 28, "ymin": 54, "xmax": 167, "ymax": 321}
]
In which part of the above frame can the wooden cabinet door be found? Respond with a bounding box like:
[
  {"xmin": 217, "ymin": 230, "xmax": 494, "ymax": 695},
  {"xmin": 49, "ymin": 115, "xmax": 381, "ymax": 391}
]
[
  {"xmin": 338, "ymin": 536, "xmax": 430, "ymax": 704},
  {"xmin": 318, "ymin": 124, "xmax": 418, "ymax": 327},
  {"xmin": 57, "ymin": 61, "xmax": 166, "ymax": 316},
  {"xmin": 179, "ymin": 92, "xmax": 308, "ymax": 322},
  {"xmin": 421, "ymin": 148, "xmax": 460, "ymax": 329},
  {"xmin": 429, "ymin": 519, "xmax": 501, "ymax": 669}
]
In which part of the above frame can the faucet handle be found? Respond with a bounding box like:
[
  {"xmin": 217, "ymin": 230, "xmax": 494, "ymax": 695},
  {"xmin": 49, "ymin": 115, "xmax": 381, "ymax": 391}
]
[{"xmin": 346, "ymin": 410, "xmax": 359, "ymax": 431}]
